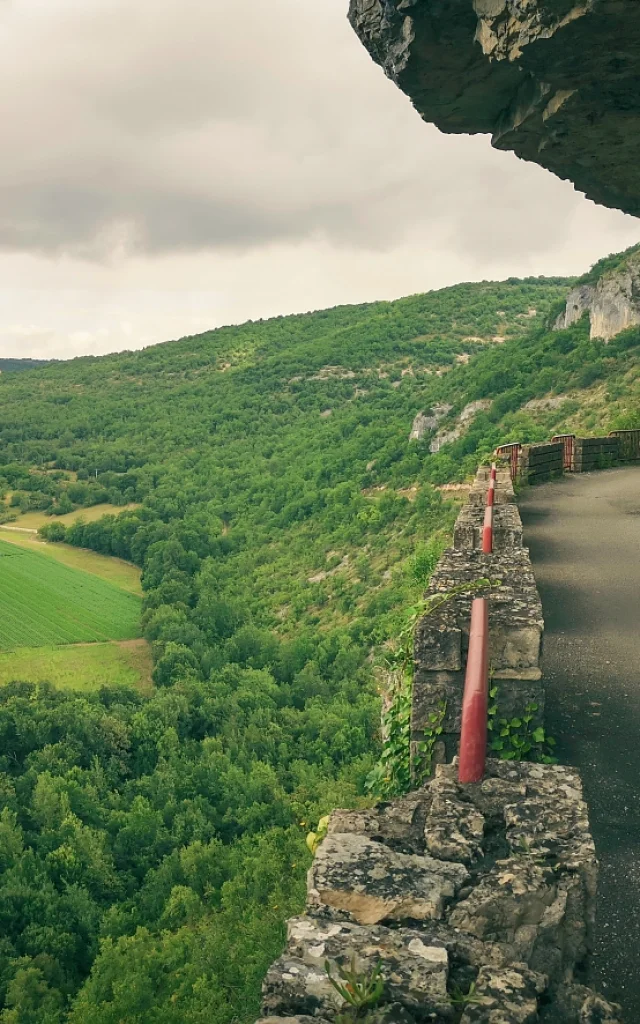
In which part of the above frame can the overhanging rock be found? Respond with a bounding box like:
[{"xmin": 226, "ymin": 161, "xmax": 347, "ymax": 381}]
[{"xmin": 348, "ymin": 0, "xmax": 640, "ymax": 217}]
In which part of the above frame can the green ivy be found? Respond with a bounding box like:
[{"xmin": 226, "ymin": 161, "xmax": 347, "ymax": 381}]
[{"xmin": 488, "ymin": 686, "xmax": 557, "ymax": 763}]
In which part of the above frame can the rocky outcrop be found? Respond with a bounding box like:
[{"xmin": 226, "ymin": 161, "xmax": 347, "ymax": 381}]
[
  {"xmin": 554, "ymin": 254, "xmax": 640, "ymax": 340},
  {"xmin": 348, "ymin": 0, "xmax": 640, "ymax": 217},
  {"xmin": 257, "ymin": 761, "xmax": 622, "ymax": 1024},
  {"xmin": 410, "ymin": 405, "xmax": 453, "ymax": 441},
  {"xmin": 430, "ymin": 401, "xmax": 492, "ymax": 453}
]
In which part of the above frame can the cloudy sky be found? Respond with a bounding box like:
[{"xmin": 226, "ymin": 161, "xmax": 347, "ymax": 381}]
[{"xmin": 0, "ymin": 0, "xmax": 638, "ymax": 361}]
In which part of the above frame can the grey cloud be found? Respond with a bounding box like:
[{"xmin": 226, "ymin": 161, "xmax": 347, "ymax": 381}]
[{"xmin": 0, "ymin": 0, "xmax": 631, "ymax": 260}]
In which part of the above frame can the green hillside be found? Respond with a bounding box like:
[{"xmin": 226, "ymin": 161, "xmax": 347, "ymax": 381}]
[
  {"xmin": 0, "ymin": 266, "xmax": 638, "ymax": 1023},
  {"xmin": 0, "ymin": 358, "xmax": 50, "ymax": 373}
]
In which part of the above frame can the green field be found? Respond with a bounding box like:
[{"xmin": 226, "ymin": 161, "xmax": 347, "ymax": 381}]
[
  {"xmin": 0, "ymin": 641, "xmax": 153, "ymax": 692},
  {"xmin": 0, "ymin": 539, "xmax": 141, "ymax": 649},
  {"xmin": 0, "ymin": 527, "xmax": 142, "ymax": 594}
]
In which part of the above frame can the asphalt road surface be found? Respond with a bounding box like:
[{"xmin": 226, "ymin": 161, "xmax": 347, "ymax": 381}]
[{"xmin": 519, "ymin": 467, "xmax": 640, "ymax": 1019}]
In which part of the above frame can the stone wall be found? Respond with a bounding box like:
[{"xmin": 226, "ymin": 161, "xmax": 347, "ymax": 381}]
[
  {"xmin": 413, "ymin": 467, "xmax": 542, "ymax": 761},
  {"xmin": 498, "ymin": 431, "xmax": 640, "ymax": 483},
  {"xmin": 254, "ymin": 466, "xmax": 622, "ymax": 1023},
  {"xmin": 609, "ymin": 429, "xmax": 640, "ymax": 462},
  {"xmin": 520, "ymin": 443, "xmax": 564, "ymax": 484},
  {"xmin": 573, "ymin": 437, "xmax": 620, "ymax": 473},
  {"xmin": 257, "ymin": 760, "xmax": 621, "ymax": 1024}
]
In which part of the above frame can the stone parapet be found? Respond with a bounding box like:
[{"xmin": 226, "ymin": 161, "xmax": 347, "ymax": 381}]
[
  {"xmin": 467, "ymin": 472, "xmax": 514, "ymax": 507},
  {"xmin": 413, "ymin": 544, "xmax": 543, "ymax": 757},
  {"xmin": 520, "ymin": 443, "xmax": 564, "ymax": 483},
  {"xmin": 257, "ymin": 761, "xmax": 621, "ymax": 1024},
  {"xmin": 454, "ymin": 502, "xmax": 523, "ymax": 552},
  {"xmin": 574, "ymin": 436, "xmax": 620, "ymax": 472}
]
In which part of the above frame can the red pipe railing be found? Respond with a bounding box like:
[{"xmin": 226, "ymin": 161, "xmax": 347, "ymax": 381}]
[
  {"xmin": 482, "ymin": 502, "xmax": 493, "ymax": 553},
  {"xmin": 458, "ymin": 597, "xmax": 489, "ymax": 783}
]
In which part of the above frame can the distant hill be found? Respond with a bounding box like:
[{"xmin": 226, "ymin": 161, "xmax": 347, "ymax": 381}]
[{"xmin": 0, "ymin": 357, "xmax": 50, "ymax": 373}]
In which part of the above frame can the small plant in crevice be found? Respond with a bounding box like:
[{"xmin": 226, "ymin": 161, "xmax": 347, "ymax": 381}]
[
  {"xmin": 450, "ymin": 980, "xmax": 482, "ymax": 1008},
  {"xmin": 365, "ymin": 578, "xmax": 499, "ymax": 799},
  {"xmin": 306, "ymin": 814, "xmax": 330, "ymax": 855},
  {"xmin": 487, "ymin": 686, "xmax": 557, "ymax": 763},
  {"xmin": 326, "ymin": 956, "xmax": 384, "ymax": 1021}
]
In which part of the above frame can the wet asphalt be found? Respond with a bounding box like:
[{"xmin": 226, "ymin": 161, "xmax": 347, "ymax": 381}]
[{"xmin": 519, "ymin": 467, "xmax": 640, "ymax": 1019}]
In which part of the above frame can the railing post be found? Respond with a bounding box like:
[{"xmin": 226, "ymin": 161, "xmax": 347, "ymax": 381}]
[
  {"xmin": 458, "ymin": 598, "xmax": 489, "ymax": 784},
  {"xmin": 482, "ymin": 504, "xmax": 493, "ymax": 553}
]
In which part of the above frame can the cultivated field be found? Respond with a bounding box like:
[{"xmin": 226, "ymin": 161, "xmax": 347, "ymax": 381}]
[
  {"xmin": 4, "ymin": 501, "xmax": 141, "ymax": 530},
  {"xmin": 0, "ymin": 539, "xmax": 141, "ymax": 650},
  {"xmin": 0, "ymin": 528, "xmax": 142, "ymax": 595},
  {"xmin": 0, "ymin": 640, "xmax": 153, "ymax": 693}
]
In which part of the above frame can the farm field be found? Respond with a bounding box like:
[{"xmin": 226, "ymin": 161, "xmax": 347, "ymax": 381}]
[
  {"xmin": 0, "ymin": 527, "xmax": 142, "ymax": 594},
  {"xmin": 0, "ymin": 539, "xmax": 141, "ymax": 649},
  {"xmin": 0, "ymin": 640, "xmax": 153, "ymax": 692},
  {"xmin": 3, "ymin": 501, "xmax": 141, "ymax": 530}
]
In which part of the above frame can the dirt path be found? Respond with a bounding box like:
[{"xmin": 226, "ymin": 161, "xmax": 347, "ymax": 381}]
[{"xmin": 520, "ymin": 467, "xmax": 640, "ymax": 1019}]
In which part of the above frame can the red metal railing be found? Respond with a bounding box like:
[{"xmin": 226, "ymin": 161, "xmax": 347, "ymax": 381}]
[
  {"xmin": 495, "ymin": 442, "xmax": 521, "ymax": 482},
  {"xmin": 551, "ymin": 434, "xmax": 576, "ymax": 471},
  {"xmin": 458, "ymin": 598, "xmax": 489, "ymax": 783},
  {"xmin": 482, "ymin": 465, "xmax": 495, "ymax": 553}
]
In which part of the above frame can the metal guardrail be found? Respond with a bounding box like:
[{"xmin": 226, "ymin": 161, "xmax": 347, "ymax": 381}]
[
  {"xmin": 551, "ymin": 434, "xmax": 576, "ymax": 471},
  {"xmin": 459, "ymin": 464, "xmax": 495, "ymax": 782},
  {"xmin": 458, "ymin": 597, "xmax": 489, "ymax": 784},
  {"xmin": 495, "ymin": 442, "xmax": 521, "ymax": 482}
]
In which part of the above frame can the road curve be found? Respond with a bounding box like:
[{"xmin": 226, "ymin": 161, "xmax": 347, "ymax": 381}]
[{"xmin": 519, "ymin": 467, "xmax": 640, "ymax": 1019}]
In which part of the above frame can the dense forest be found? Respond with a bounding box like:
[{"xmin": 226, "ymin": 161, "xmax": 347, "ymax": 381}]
[
  {"xmin": 0, "ymin": 267, "xmax": 639, "ymax": 1022},
  {"xmin": 0, "ymin": 359, "xmax": 50, "ymax": 374}
]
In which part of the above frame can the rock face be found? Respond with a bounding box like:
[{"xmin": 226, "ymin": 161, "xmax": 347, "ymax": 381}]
[
  {"xmin": 555, "ymin": 252, "xmax": 640, "ymax": 340},
  {"xmin": 348, "ymin": 0, "xmax": 640, "ymax": 217},
  {"xmin": 409, "ymin": 404, "xmax": 453, "ymax": 441}
]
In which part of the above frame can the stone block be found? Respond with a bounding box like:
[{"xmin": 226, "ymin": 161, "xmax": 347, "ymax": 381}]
[
  {"xmin": 454, "ymin": 503, "xmax": 523, "ymax": 552},
  {"xmin": 282, "ymin": 917, "xmax": 453, "ymax": 1019},
  {"xmin": 308, "ymin": 832, "xmax": 468, "ymax": 925},
  {"xmin": 412, "ymin": 547, "xmax": 544, "ymax": 751},
  {"xmin": 458, "ymin": 965, "xmax": 545, "ymax": 1024}
]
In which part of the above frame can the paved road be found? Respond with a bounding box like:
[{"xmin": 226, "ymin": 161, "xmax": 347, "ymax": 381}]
[{"xmin": 520, "ymin": 467, "xmax": 640, "ymax": 1019}]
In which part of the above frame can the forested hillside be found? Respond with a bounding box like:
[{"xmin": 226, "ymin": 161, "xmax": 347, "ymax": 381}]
[
  {"xmin": 0, "ymin": 269, "xmax": 638, "ymax": 1023},
  {"xmin": 0, "ymin": 358, "xmax": 50, "ymax": 374}
]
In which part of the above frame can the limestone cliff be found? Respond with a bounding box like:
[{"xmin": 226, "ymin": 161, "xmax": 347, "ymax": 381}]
[
  {"xmin": 554, "ymin": 246, "xmax": 640, "ymax": 340},
  {"xmin": 348, "ymin": 0, "xmax": 640, "ymax": 217}
]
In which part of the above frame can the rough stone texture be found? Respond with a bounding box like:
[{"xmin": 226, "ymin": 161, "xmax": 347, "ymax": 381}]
[
  {"xmin": 609, "ymin": 428, "xmax": 640, "ymax": 462},
  {"xmin": 573, "ymin": 436, "xmax": 619, "ymax": 472},
  {"xmin": 348, "ymin": 0, "xmax": 640, "ymax": 218},
  {"xmin": 520, "ymin": 443, "xmax": 564, "ymax": 483},
  {"xmin": 413, "ymin": 544, "xmax": 544, "ymax": 753},
  {"xmin": 555, "ymin": 253, "xmax": 640, "ymax": 341},
  {"xmin": 257, "ymin": 761, "xmax": 622, "ymax": 1023},
  {"xmin": 454, "ymin": 502, "xmax": 523, "ymax": 551},
  {"xmin": 256, "ymin": 468, "xmax": 622, "ymax": 1023},
  {"xmin": 459, "ymin": 966, "xmax": 545, "ymax": 1024},
  {"xmin": 308, "ymin": 831, "xmax": 468, "ymax": 925}
]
